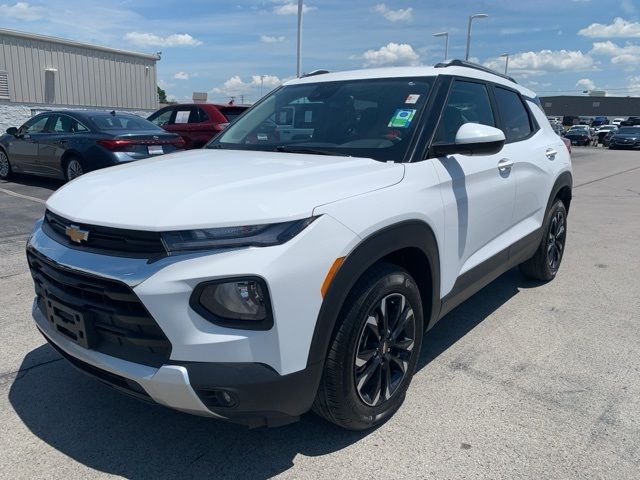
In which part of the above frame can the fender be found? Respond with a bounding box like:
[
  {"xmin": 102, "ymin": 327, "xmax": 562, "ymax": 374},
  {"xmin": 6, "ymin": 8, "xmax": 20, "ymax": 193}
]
[
  {"xmin": 546, "ymin": 170, "xmax": 573, "ymax": 213},
  {"xmin": 306, "ymin": 220, "xmax": 441, "ymax": 368}
]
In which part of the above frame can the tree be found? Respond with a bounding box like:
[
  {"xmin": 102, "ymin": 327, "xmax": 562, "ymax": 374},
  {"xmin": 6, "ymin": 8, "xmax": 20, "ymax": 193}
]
[{"xmin": 157, "ymin": 86, "xmax": 168, "ymax": 104}]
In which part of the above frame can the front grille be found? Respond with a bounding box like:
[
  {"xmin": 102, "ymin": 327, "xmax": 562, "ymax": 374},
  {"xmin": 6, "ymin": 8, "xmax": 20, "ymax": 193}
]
[
  {"xmin": 27, "ymin": 248, "xmax": 172, "ymax": 368},
  {"xmin": 43, "ymin": 210, "xmax": 166, "ymax": 258},
  {"xmin": 44, "ymin": 333, "xmax": 153, "ymax": 403}
]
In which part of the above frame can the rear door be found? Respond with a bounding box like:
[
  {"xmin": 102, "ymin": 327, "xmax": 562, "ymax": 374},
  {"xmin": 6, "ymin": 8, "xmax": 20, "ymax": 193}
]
[
  {"xmin": 8, "ymin": 114, "xmax": 53, "ymax": 173},
  {"xmin": 37, "ymin": 114, "xmax": 90, "ymax": 177},
  {"xmin": 492, "ymin": 86, "xmax": 552, "ymax": 238},
  {"xmin": 430, "ymin": 79, "xmax": 517, "ymax": 281}
]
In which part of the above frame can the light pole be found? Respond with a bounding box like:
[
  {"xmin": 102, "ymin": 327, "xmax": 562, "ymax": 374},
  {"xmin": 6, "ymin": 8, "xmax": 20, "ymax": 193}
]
[
  {"xmin": 259, "ymin": 74, "xmax": 266, "ymax": 97},
  {"xmin": 500, "ymin": 53, "xmax": 509, "ymax": 75},
  {"xmin": 296, "ymin": 0, "xmax": 303, "ymax": 77},
  {"xmin": 433, "ymin": 32, "xmax": 449, "ymax": 61},
  {"xmin": 465, "ymin": 13, "xmax": 488, "ymax": 61}
]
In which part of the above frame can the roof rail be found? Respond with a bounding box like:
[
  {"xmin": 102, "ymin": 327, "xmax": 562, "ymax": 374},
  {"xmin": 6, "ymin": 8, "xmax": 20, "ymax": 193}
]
[
  {"xmin": 301, "ymin": 69, "xmax": 330, "ymax": 78},
  {"xmin": 434, "ymin": 59, "xmax": 517, "ymax": 84}
]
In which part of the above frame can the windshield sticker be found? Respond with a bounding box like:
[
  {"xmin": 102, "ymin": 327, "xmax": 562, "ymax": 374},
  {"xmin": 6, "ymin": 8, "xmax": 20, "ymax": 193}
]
[
  {"xmin": 388, "ymin": 109, "xmax": 416, "ymax": 128},
  {"xmin": 405, "ymin": 94, "xmax": 420, "ymax": 104}
]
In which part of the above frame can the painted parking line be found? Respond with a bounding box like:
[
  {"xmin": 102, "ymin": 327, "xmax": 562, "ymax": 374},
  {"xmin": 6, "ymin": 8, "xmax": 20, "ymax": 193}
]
[{"xmin": 0, "ymin": 187, "xmax": 47, "ymax": 204}]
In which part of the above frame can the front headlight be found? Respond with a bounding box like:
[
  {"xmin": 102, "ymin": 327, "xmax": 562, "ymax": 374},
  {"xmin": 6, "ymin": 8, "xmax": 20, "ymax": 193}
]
[{"xmin": 161, "ymin": 216, "xmax": 318, "ymax": 253}]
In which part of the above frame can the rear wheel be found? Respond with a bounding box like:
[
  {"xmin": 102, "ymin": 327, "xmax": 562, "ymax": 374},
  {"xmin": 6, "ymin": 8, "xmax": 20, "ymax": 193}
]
[
  {"xmin": 0, "ymin": 150, "xmax": 11, "ymax": 180},
  {"xmin": 313, "ymin": 263, "xmax": 424, "ymax": 430},
  {"xmin": 519, "ymin": 200, "xmax": 567, "ymax": 281},
  {"xmin": 64, "ymin": 157, "xmax": 84, "ymax": 182}
]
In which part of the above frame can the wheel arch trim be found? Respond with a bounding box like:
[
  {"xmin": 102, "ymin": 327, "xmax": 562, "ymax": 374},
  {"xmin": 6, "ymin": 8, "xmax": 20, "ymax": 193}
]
[{"xmin": 306, "ymin": 220, "xmax": 441, "ymax": 368}]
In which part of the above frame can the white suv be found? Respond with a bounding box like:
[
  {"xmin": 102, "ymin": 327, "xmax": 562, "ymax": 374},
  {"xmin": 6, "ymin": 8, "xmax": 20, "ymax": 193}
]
[{"xmin": 27, "ymin": 60, "xmax": 572, "ymax": 430}]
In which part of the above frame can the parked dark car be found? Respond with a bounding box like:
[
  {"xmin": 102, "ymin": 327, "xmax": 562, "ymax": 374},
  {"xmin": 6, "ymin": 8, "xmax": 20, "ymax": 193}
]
[
  {"xmin": 608, "ymin": 126, "xmax": 640, "ymax": 149},
  {"xmin": 591, "ymin": 116, "xmax": 608, "ymax": 127},
  {"xmin": 620, "ymin": 116, "xmax": 640, "ymax": 127},
  {"xmin": 0, "ymin": 110, "xmax": 185, "ymax": 182},
  {"xmin": 595, "ymin": 125, "xmax": 618, "ymax": 144},
  {"xmin": 147, "ymin": 103, "xmax": 249, "ymax": 149},
  {"xmin": 564, "ymin": 126, "xmax": 592, "ymax": 146}
]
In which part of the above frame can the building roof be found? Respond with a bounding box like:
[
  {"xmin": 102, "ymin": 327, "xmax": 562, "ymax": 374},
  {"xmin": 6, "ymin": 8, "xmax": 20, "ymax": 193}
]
[{"xmin": 0, "ymin": 27, "xmax": 160, "ymax": 61}]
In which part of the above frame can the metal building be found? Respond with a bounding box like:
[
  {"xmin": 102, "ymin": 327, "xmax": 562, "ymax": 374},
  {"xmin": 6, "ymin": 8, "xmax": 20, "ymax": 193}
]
[
  {"xmin": 541, "ymin": 95, "xmax": 640, "ymax": 118},
  {"xmin": 0, "ymin": 28, "xmax": 159, "ymax": 131}
]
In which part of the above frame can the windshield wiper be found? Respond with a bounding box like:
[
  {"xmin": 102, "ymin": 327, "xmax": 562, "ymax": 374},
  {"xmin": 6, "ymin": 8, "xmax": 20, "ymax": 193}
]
[{"xmin": 274, "ymin": 145, "xmax": 350, "ymax": 157}]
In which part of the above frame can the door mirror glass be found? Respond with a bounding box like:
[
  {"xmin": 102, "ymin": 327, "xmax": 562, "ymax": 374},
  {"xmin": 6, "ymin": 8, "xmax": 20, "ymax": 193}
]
[
  {"xmin": 6, "ymin": 127, "xmax": 18, "ymax": 136},
  {"xmin": 433, "ymin": 123, "xmax": 505, "ymax": 156}
]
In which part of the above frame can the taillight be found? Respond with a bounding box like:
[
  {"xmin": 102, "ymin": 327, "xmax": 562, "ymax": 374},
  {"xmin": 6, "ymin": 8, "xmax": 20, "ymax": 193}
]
[
  {"xmin": 96, "ymin": 139, "xmax": 137, "ymax": 151},
  {"xmin": 172, "ymin": 136, "xmax": 186, "ymax": 148}
]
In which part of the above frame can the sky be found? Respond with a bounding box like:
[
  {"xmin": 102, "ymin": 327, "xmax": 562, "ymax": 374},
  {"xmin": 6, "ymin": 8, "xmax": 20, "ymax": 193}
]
[{"xmin": 1, "ymin": 0, "xmax": 640, "ymax": 103}]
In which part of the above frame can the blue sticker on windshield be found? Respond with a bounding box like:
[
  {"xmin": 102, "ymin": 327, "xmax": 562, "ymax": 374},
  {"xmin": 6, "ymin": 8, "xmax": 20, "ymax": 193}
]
[{"xmin": 388, "ymin": 109, "xmax": 416, "ymax": 128}]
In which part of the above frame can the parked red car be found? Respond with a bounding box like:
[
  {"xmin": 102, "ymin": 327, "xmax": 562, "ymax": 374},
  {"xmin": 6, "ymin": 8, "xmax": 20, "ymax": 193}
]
[{"xmin": 147, "ymin": 103, "xmax": 249, "ymax": 149}]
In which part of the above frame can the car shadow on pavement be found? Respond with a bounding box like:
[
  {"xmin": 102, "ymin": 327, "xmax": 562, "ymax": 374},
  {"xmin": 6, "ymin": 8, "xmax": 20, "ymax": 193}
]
[
  {"xmin": 1, "ymin": 174, "xmax": 63, "ymax": 191},
  {"xmin": 9, "ymin": 268, "xmax": 537, "ymax": 479}
]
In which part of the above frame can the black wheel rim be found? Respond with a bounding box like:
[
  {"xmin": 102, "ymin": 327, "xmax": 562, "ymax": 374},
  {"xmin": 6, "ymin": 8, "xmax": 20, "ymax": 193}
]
[
  {"xmin": 547, "ymin": 210, "xmax": 566, "ymax": 271},
  {"xmin": 67, "ymin": 160, "xmax": 83, "ymax": 180},
  {"xmin": 354, "ymin": 293, "xmax": 415, "ymax": 407},
  {"xmin": 0, "ymin": 152, "xmax": 8, "ymax": 177}
]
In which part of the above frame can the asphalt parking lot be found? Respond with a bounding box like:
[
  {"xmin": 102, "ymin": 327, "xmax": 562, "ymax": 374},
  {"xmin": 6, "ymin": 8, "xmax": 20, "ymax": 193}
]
[{"xmin": 0, "ymin": 147, "xmax": 639, "ymax": 479}]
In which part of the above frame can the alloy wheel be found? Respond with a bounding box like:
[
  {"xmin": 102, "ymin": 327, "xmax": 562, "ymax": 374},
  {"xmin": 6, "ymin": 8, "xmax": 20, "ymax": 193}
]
[
  {"xmin": 354, "ymin": 293, "xmax": 416, "ymax": 407},
  {"xmin": 0, "ymin": 152, "xmax": 9, "ymax": 178},
  {"xmin": 66, "ymin": 159, "xmax": 83, "ymax": 180},
  {"xmin": 547, "ymin": 210, "xmax": 566, "ymax": 270}
]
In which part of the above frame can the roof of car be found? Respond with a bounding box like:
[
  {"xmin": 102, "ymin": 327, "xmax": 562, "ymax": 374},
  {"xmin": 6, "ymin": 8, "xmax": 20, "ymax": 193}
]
[
  {"xmin": 284, "ymin": 64, "xmax": 537, "ymax": 99},
  {"xmin": 42, "ymin": 110, "xmax": 140, "ymax": 119}
]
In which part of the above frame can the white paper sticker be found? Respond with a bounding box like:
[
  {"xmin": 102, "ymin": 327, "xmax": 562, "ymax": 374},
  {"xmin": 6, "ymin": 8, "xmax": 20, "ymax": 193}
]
[
  {"xmin": 405, "ymin": 94, "xmax": 420, "ymax": 104},
  {"xmin": 175, "ymin": 110, "xmax": 190, "ymax": 124},
  {"xmin": 304, "ymin": 110, "xmax": 313, "ymax": 123}
]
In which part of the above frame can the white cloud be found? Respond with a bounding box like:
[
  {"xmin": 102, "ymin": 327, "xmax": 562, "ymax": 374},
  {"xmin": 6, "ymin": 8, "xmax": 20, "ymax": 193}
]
[
  {"xmin": 273, "ymin": 1, "xmax": 316, "ymax": 15},
  {"xmin": 374, "ymin": 4, "xmax": 413, "ymax": 22},
  {"xmin": 484, "ymin": 49, "xmax": 595, "ymax": 75},
  {"xmin": 628, "ymin": 76, "xmax": 640, "ymax": 94},
  {"xmin": 590, "ymin": 40, "xmax": 640, "ymax": 65},
  {"xmin": 124, "ymin": 32, "xmax": 203, "ymax": 47},
  {"xmin": 578, "ymin": 17, "xmax": 640, "ymax": 38},
  {"xmin": 0, "ymin": 1, "xmax": 43, "ymax": 20},
  {"xmin": 358, "ymin": 42, "xmax": 420, "ymax": 68},
  {"xmin": 173, "ymin": 71, "xmax": 190, "ymax": 80},
  {"xmin": 260, "ymin": 35, "xmax": 286, "ymax": 43},
  {"xmin": 576, "ymin": 78, "xmax": 596, "ymax": 90},
  {"xmin": 211, "ymin": 75, "xmax": 282, "ymax": 97}
]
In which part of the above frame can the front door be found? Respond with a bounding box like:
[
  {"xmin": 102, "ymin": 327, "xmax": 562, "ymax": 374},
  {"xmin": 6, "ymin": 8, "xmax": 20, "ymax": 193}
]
[
  {"xmin": 9, "ymin": 114, "xmax": 52, "ymax": 173},
  {"xmin": 430, "ymin": 79, "xmax": 516, "ymax": 289}
]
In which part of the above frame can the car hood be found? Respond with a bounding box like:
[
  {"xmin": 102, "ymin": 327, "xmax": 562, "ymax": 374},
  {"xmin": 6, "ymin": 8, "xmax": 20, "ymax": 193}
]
[
  {"xmin": 612, "ymin": 134, "xmax": 640, "ymax": 139},
  {"xmin": 46, "ymin": 149, "xmax": 405, "ymax": 230}
]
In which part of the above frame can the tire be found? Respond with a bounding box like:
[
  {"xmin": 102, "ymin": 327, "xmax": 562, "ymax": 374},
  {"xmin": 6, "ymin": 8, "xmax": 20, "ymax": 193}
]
[
  {"xmin": 64, "ymin": 157, "xmax": 84, "ymax": 182},
  {"xmin": 313, "ymin": 263, "xmax": 424, "ymax": 430},
  {"xmin": 0, "ymin": 149, "xmax": 11, "ymax": 180},
  {"xmin": 519, "ymin": 200, "xmax": 568, "ymax": 282}
]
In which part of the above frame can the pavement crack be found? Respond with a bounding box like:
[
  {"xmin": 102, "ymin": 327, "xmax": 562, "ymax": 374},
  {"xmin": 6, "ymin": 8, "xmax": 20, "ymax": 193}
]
[{"xmin": 0, "ymin": 357, "xmax": 63, "ymax": 382}]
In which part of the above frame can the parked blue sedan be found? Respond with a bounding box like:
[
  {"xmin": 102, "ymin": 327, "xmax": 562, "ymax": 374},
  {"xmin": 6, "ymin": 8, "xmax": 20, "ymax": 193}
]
[{"xmin": 0, "ymin": 110, "xmax": 185, "ymax": 182}]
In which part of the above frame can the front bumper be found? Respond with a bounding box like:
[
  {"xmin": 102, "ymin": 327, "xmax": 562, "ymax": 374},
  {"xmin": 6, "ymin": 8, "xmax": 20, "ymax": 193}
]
[{"xmin": 27, "ymin": 214, "xmax": 359, "ymax": 425}]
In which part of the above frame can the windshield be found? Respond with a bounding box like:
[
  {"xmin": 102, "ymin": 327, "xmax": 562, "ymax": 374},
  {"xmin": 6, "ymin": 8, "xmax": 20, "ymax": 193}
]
[
  {"xmin": 209, "ymin": 77, "xmax": 434, "ymax": 162},
  {"xmin": 618, "ymin": 127, "xmax": 640, "ymax": 135},
  {"xmin": 90, "ymin": 114, "xmax": 163, "ymax": 131}
]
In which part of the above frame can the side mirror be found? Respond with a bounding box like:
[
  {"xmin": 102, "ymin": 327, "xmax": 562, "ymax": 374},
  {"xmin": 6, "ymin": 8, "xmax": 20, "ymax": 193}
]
[
  {"xmin": 433, "ymin": 123, "xmax": 506, "ymax": 156},
  {"xmin": 6, "ymin": 127, "xmax": 18, "ymax": 136}
]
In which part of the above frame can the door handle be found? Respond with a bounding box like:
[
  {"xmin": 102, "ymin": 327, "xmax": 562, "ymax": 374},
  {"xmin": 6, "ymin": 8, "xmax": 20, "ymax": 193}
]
[
  {"xmin": 546, "ymin": 148, "xmax": 557, "ymax": 160},
  {"xmin": 498, "ymin": 158, "xmax": 514, "ymax": 173}
]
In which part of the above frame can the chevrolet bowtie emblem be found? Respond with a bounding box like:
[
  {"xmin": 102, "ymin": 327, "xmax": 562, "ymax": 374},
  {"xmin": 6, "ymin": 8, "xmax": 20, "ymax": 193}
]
[{"xmin": 65, "ymin": 225, "xmax": 89, "ymax": 243}]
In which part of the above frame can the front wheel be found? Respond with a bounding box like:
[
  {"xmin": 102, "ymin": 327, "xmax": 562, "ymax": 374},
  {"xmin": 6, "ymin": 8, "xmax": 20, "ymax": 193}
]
[
  {"xmin": 313, "ymin": 263, "xmax": 424, "ymax": 430},
  {"xmin": 0, "ymin": 150, "xmax": 11, "ymax": 180},
  {"xmin": 519, "ymin": 200, "xmax": 568, "ymax": 281}
]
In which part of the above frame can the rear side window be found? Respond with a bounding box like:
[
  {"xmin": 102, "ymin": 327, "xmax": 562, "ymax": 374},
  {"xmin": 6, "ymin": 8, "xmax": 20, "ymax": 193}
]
[
  {"xmin": 494, "ymin": 87, "xmax": 533, "ymax": 142},
  {"xmin": 219, "ymin": 107, "xmax": 247, "ymax": 122},
  {"xmin": 434, "ymin": 80, "xmax": 495, "ymax": 144}
]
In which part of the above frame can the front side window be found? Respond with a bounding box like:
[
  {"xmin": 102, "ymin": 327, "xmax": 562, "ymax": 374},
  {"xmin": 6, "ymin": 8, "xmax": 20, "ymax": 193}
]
[
  {"xmin": 210, "ymin": 77, "xmax": 434, "ymax": 162},
  {"xmin": 148, "ymin": 108, "xmax": 173, "ymax": 126},
  {"xmin": 494, "ymin": 87, "xmax": 533, "ymax": 142},
  {"xmin": 22, "ymin": 115, "xmax": 51, "ymax": 133},
  {"xmin": 433, "ymin": 80, "xmax": 495, "ymax": 144}
]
